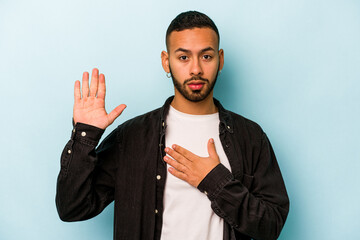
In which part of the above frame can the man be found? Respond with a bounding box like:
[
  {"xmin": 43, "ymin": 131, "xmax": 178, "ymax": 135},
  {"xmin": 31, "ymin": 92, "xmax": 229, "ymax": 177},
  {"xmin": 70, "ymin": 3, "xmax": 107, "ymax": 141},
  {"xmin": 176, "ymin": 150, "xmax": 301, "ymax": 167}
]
[{"xmin": 56, "ymin": 11, "xmax": 289, "ymax": 240}]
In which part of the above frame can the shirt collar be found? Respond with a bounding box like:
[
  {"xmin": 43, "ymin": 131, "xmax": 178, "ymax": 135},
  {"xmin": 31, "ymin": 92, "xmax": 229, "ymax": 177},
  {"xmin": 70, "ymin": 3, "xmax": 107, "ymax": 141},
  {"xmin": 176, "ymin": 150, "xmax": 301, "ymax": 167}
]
[{"xmin": 160, "ymin": 96, "xmax": 234, "ymax": 134}]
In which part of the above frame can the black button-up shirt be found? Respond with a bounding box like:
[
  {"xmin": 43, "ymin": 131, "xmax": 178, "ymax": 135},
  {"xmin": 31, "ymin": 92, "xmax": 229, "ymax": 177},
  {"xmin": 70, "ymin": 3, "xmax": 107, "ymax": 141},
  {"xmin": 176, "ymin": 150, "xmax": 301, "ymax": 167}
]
[{"xmin": 56, "ymin": 96, "xmax": 289, "ymax": 240}]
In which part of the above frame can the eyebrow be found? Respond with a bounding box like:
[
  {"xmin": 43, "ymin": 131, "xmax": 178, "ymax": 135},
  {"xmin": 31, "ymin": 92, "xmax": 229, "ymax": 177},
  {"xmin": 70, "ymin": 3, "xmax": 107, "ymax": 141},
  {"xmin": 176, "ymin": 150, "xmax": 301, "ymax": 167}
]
[{"xmin": 174, "ymin": 47, "xmax": 216, "ymax": 54}]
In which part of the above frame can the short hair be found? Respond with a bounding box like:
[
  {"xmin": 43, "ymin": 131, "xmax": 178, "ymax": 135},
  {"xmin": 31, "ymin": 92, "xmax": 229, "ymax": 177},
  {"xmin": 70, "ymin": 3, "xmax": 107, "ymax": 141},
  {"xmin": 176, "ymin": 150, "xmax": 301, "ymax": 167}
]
[{"xmin": 166, "ymin": 11, "xmax": 220, "ymax": 50}]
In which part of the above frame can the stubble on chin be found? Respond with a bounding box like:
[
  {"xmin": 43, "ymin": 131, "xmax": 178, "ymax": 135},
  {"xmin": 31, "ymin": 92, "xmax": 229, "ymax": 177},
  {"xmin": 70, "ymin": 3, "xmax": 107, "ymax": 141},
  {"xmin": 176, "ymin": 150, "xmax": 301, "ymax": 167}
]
[
  {"xmin": 172, "ymin": 79, "xmax": 206, "ymax": 102},
  {"xmin": 171, "ymin": 73, "xmax": 218, "ymax": 102}
]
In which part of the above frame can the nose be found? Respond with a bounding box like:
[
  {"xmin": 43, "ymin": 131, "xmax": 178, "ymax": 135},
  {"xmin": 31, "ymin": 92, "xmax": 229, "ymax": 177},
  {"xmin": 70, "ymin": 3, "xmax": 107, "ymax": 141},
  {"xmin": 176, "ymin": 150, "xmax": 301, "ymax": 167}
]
[{"xmin": 190, "ymin": 58, "xmax": 203, "ymax": 76}]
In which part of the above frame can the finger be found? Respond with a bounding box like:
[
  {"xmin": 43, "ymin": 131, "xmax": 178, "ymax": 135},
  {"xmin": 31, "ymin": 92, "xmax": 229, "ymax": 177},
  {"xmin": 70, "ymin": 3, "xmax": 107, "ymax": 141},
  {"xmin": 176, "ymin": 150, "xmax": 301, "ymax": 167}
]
[
  {"xmin": 207, "ymin": 138, "xmax": 218, "ymax": 158},
  {"xmin": 97, "ymin": 73, "xmax": 106, "ymax": 99},
  {"xmin": 89, "ymin": 68, "xmax": 99, "ymax": 97},
  {"xmin": 165, "ymin": 147, "xmax": 191, "ymax": 164},
  {"xmin": 82, "ymin": 71, "xmax": 89, "ymax": 98},
  {"xmin": 168, "ymin": 166, "xmax": 188, "ymax": 182},
  {"xmin": 74, "ymin": 80, "xmax": 81, "ymax": 102},
  {"xmin": 172, "ymin": 144, "xmax": 198, "ymax": 162},
  {"xmin": 108, "ymin": 104, "xmax": 127, "ymax": 124},
  {"xmin": 164, "ymin": 156, "xmax": 188, "ymax": 173}
]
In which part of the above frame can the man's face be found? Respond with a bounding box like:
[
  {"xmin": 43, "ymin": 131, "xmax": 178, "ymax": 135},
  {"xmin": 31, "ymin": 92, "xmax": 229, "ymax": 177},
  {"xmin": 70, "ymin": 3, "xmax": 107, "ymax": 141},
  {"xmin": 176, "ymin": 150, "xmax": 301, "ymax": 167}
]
[{"xmin": 162, "ymin": 27, "xmax": 224, "ymax": 102}]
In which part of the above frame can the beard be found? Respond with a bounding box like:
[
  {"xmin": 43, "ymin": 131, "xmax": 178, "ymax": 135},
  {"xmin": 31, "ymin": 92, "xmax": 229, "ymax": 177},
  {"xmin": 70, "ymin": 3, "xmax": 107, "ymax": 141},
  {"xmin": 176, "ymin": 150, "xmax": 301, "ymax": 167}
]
[{"xmin": 170, "ymin": 65, "xmax": 219, "ymax": 102}]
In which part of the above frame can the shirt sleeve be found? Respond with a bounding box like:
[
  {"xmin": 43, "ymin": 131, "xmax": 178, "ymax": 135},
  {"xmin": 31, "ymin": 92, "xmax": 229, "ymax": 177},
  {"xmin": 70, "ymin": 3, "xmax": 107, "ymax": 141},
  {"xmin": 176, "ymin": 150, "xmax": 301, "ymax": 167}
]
[
  {"xmin": 55, "ymin": 122, "xmax": 120, "ymax": 222},
  {"xmin": 197, "ymin": 133, "xmax": 289, "ymax": 240}
]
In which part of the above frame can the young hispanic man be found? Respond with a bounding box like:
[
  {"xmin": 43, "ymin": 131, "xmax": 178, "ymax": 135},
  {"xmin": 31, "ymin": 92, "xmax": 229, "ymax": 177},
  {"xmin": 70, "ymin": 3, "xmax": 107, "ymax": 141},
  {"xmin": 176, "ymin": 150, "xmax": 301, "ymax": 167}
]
[{"xmin": 56, "ymin": 11, "xmax": 289, "ymax": 240}]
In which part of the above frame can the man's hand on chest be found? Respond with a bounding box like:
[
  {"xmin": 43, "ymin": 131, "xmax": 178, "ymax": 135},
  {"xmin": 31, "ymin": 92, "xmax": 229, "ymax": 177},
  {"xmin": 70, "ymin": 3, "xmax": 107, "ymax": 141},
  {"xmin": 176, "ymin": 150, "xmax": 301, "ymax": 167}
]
[{"xmin": 163, "ymin": 138, "xmax": 220, "ymax": 188}]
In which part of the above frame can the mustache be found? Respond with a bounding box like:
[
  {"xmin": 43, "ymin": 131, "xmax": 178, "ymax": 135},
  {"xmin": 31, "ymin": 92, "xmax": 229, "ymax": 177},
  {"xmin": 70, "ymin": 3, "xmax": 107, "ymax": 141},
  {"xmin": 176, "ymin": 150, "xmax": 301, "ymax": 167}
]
[{"xmin": 183, "ymin": 76, "xmax": 209, "ymax": 84}]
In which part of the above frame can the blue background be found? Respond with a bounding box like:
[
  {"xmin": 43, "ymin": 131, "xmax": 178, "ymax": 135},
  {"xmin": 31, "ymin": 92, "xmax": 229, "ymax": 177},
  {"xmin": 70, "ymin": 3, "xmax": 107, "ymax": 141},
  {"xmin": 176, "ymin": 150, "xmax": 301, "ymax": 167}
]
[{"xmin": 1, "ymin": 0, "xmax": 359, "ymax": 239}]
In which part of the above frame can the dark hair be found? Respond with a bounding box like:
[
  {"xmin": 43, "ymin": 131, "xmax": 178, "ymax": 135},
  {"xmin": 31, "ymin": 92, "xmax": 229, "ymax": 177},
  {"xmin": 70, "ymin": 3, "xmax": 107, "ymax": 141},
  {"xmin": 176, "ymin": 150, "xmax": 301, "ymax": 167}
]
[{"xmin": 166, "ymin": 11, "xmax": 220, "ymax": 50}]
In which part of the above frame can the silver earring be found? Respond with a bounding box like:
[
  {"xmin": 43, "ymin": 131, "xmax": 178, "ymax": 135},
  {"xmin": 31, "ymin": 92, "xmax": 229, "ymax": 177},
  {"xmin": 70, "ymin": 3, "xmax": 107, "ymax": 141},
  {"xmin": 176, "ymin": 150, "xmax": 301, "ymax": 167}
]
[
  {"xmin": 218, "ymin": 70, "xmax": 222, "ymax": 75},
  {"xmin": 166, "ymin": 72, "xmax": 171, "ymax": 78}
]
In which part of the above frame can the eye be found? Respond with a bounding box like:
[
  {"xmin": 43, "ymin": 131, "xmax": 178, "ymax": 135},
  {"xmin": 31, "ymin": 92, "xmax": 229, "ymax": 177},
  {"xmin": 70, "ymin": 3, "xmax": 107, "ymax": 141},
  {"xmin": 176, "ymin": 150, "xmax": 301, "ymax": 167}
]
[
  {"xmin": 203, "ymin": 55, "xmax": 212, "ymax": 60},
  {"xmin": 179, "ymin": 55, "xmax": 188, "ymax": 61}
]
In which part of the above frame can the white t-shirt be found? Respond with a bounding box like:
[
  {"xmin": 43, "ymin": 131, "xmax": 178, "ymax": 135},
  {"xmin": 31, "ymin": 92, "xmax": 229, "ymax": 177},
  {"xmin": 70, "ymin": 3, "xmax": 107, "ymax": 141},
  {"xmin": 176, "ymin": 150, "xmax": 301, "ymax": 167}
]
[{"xmin": 160, "ymin": 106, "xmax": 231, "ymax": 240}]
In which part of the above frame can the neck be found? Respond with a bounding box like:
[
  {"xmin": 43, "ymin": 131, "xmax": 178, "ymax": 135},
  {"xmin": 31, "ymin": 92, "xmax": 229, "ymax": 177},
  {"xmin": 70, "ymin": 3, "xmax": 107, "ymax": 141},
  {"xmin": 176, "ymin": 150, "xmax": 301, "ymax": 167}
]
[{"xmin": 171, "ymin": 91, "xmax": 218, "ymax": 115}]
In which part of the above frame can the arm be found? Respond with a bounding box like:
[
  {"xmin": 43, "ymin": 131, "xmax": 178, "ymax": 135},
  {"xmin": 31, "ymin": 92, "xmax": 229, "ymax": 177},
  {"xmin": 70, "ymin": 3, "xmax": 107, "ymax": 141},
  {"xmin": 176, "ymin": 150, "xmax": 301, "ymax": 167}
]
[
  {"xmin": 55, "ymin": 68, "xmax": 126, "ymax": 221},
  {"xmin": 165, "ymin": 134, "xmax": 289, "ymax": 240},
  {"xmin": 198, "ymin": 133, "xmax": 289, "ymax": 239},
  {"xmin": 56, "ymin": 123, "xmax": 118, "ymax": 221}
]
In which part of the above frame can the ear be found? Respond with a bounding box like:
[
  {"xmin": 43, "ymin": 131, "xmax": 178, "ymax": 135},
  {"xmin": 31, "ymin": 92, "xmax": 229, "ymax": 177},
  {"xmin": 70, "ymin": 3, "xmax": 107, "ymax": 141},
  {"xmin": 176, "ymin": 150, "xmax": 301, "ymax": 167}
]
[
  {"xmin": 161, "ymin": 51, "xmax": 170, "ymax": 73},
  {"xmin": 218, "ymin": 49, "xmax": 224, "ymax": 71}
]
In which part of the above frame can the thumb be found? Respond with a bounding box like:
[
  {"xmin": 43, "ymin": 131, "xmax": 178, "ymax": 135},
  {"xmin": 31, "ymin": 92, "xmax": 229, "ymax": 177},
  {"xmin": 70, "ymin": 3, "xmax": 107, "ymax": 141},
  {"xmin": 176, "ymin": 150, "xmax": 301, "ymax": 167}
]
[
  {"xmin": 108, "ymin": 104, "xmax": 127, "ymax": 124},
  {"xmin": 207, "ymin": 138, "xmax": 218, "ymax": 158}
]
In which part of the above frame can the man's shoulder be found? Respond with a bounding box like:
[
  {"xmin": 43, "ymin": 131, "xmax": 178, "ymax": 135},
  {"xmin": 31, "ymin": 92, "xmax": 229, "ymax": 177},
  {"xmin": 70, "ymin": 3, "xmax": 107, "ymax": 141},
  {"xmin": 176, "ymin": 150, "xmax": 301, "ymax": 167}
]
[{"xmin": 226, "ymin": 109, "xmax": 265, "ymax": 137}]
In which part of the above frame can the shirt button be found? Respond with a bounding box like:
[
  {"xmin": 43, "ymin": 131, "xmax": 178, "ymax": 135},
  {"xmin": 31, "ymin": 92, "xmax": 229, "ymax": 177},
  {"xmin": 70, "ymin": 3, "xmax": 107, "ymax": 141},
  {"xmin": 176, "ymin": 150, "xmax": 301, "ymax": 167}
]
[
  {"xmin": 155, "ymin": 209, "xmax": 158, "ymax": 214},
  {"xmin": 72, "ymin": 129, "xmax": 75, "ymax": 133},
  {"xmin": 67, "ymin": 149, "xmax": 72, "ymax": 154},
  {"xmin": 156, "ymin": 175, "xmax": 161, "ymax": 180},
  {"xmin": 204, "ymin": 191, "xmax": 208, "ymax": 195},
  {"xmin": 81, "ymin": 131, "xmax": 86, "ymax": 137},
  {"xmin": 227, "ymin": 126, "xmax": 231, "ymax": 130}
]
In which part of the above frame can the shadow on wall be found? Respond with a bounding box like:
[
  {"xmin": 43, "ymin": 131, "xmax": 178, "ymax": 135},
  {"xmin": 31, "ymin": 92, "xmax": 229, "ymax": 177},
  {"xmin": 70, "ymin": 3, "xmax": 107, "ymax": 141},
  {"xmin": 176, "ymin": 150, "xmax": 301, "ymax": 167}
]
[
  {"xmin": 214, "ymin": 53, "xmax": 247, "ymax": 114},
  {"xmin": 96, "ymin": 202, "xmax": 114, "ymax": 237},
  {"xmin": 273, "ymin": 149, "xmax": 301, "ymax": 239}
]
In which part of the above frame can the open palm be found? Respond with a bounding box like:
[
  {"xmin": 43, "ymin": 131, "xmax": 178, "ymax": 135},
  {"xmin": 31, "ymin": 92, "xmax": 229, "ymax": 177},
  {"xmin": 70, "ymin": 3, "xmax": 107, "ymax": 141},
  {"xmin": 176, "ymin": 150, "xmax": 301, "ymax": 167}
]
[{"xmin": 73, "ymin": 68, "xmax": 126, "ymax": 129}]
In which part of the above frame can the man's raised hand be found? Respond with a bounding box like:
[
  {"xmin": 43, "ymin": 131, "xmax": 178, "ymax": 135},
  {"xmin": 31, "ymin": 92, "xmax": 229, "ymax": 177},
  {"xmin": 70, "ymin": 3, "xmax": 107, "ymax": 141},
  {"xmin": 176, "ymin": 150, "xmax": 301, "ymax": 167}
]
[{"xmin": 73, "ymin": 68, "xmax": 126, "ymax": 129}]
